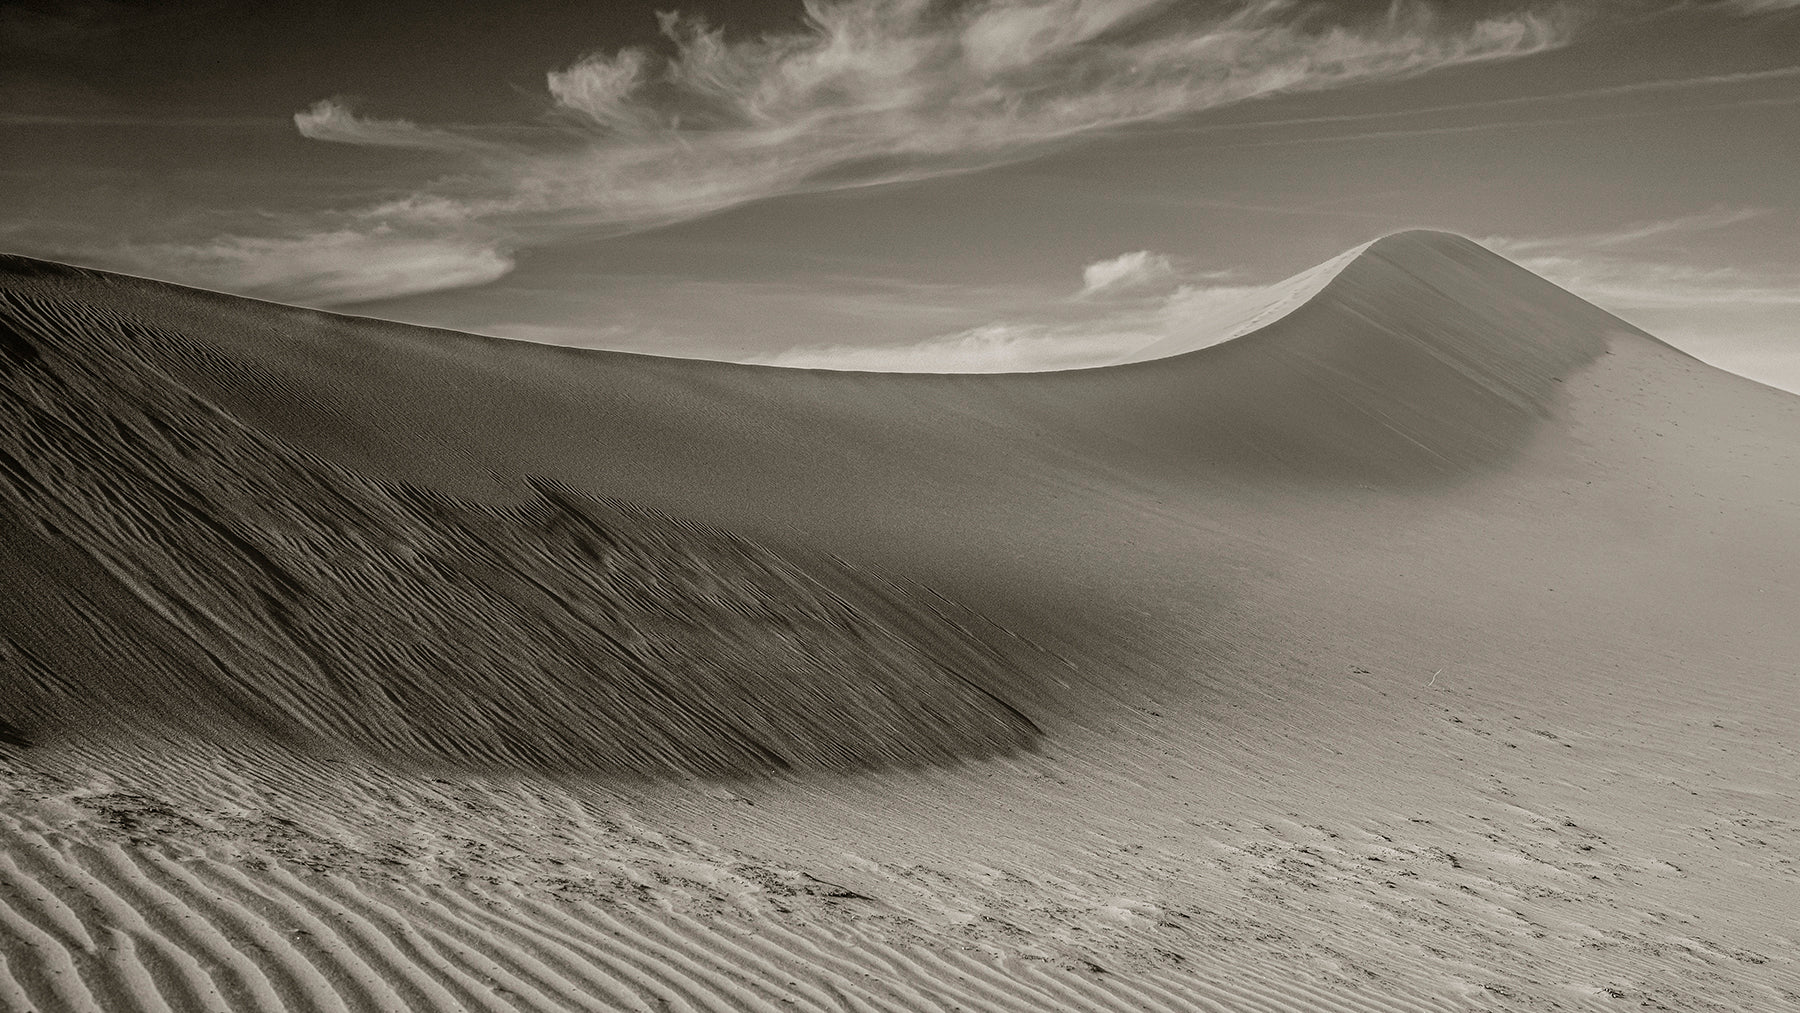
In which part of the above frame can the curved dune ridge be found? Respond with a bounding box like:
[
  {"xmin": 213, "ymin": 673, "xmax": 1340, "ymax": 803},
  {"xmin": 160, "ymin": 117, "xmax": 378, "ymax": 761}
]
[
  {"xmin": 1114, "ymin": 238, "xmax": 1374, "ymax": 363},
  {"xmin": 4, "ymin": 231, "xmax": 1800, "ymax": 1011}
]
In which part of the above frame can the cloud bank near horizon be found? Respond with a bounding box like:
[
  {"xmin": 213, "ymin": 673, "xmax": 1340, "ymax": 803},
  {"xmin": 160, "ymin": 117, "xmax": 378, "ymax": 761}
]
[
  {"xmin": 761, "ymin": 242, "xmax": 1336, "ymax": 372},
  {"xmin": 150, "ymin": 0, "xmax": 1575, "ymax": 306},
  {"xmin": 1487, "ymin": 209, "xmax": 1800, "ymax": 311}
]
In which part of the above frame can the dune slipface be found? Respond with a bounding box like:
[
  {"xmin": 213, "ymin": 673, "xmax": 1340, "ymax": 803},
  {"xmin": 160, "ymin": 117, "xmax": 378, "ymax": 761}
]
[{"xmin": 3, "ymin": 233, "xmax": 1799, "ymax": 1012}]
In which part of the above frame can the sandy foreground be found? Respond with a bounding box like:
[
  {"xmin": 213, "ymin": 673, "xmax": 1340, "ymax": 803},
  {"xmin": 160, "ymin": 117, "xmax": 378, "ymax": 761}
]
[{"xmin": 2, "ymin": 232, "xmax": 1797, "ymax": 1011}]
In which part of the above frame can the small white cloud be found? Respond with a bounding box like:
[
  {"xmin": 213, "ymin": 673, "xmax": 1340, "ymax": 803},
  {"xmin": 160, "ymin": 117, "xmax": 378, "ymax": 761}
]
[
  {"xmin": 546, "ymin": 48, "xmax": 651, "ymax": 131},
  {"xmin": 1080, "ymin": 251, "xmax": 1175, "ymax": 297}
]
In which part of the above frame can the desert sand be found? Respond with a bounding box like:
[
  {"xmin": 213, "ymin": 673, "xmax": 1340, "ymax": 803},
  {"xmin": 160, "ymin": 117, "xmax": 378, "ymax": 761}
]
[{"xmin": 2, "ymin": 231, "xmax": 1797, "ymax": 1011}]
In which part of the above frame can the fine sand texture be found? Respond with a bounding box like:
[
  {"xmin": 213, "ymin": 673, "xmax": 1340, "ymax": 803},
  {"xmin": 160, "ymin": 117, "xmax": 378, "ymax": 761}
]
[{"xmin": 3, "ymin": 231, "xmax": 1798, "ymax": 1010}]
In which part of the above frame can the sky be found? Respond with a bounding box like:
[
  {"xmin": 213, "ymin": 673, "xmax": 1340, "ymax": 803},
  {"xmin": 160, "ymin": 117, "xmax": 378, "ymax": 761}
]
[{"xmin": 3, "ymin": 0, "xmax": 1797, "ymax": 389}]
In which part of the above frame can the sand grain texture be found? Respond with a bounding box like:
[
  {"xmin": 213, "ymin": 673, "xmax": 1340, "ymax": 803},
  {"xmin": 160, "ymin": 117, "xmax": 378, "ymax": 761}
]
[{"xmin": 3, "ymin": 232, "xmax": 1798, "ymax": 1011}]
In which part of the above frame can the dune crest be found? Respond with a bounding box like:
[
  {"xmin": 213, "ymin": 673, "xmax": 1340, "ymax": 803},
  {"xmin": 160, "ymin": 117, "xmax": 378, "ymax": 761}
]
[{"xmin": 1116, "ymin": 238, "xmax": 1373, "ymax": 364}]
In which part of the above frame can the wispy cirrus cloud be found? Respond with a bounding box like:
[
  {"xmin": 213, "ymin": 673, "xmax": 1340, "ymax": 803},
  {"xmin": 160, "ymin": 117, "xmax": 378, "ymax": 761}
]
[
  {"xmin": 1506, "ymin": 254, "xmax": 1800, "ymax": 309},
  {"xmin": 148, "ymin": 0, "xmax": 1577, "ymax": 306},
  {"xmin": 1157, "ymin": 62, "xmax": 1800, "ymax": 137},
  {"xmin": 293, "ymin": 100, "xmax": 503, "ymax": 153},
  {"xmin": 1716, "ymin": 0, "xmax": 1800, "ymax": 13},
  {"xmin": 1490, "ymin": 207, "xmax": 1767, "ymax": 255}
]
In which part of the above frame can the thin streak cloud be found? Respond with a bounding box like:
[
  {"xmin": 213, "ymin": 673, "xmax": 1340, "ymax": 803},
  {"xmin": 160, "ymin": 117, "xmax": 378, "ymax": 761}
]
[
  {"xmin": 1718, "ymin": 0, "xmax": 1800, "ymax": 13},
  {"xmin": 293, "ymin": 100, "xmax": 504, "ymax": 153},
  {"xmin": 1493, "ymin": 208, "xmax": 1767, "ymax": 254},
  {"xmin": 1488, "ymin": 211, "xmax": 1800, "ymax": 310},
  {"xmin": 161, "ymin": 0, "xmax": 1577, "ymax": 305},
  {"xmin": 1158, "ymin": 63, "xmax": 1800, "ymax": 135},
  {"xmin": 1207, "ymin": 94, "xmax": 1791, "ymax": 148}
]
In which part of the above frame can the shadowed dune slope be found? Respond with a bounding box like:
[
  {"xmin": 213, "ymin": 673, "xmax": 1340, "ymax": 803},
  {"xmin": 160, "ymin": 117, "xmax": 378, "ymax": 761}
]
[{"xmin": 0, "ymin": 289, "xmax": 1043, "ymax": 775}]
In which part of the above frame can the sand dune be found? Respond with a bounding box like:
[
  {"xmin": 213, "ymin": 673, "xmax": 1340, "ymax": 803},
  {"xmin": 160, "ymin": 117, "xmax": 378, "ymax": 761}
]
[{"xmin": 4, "ymin": 232, "xmax": 1799, "ymax": 1010}]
